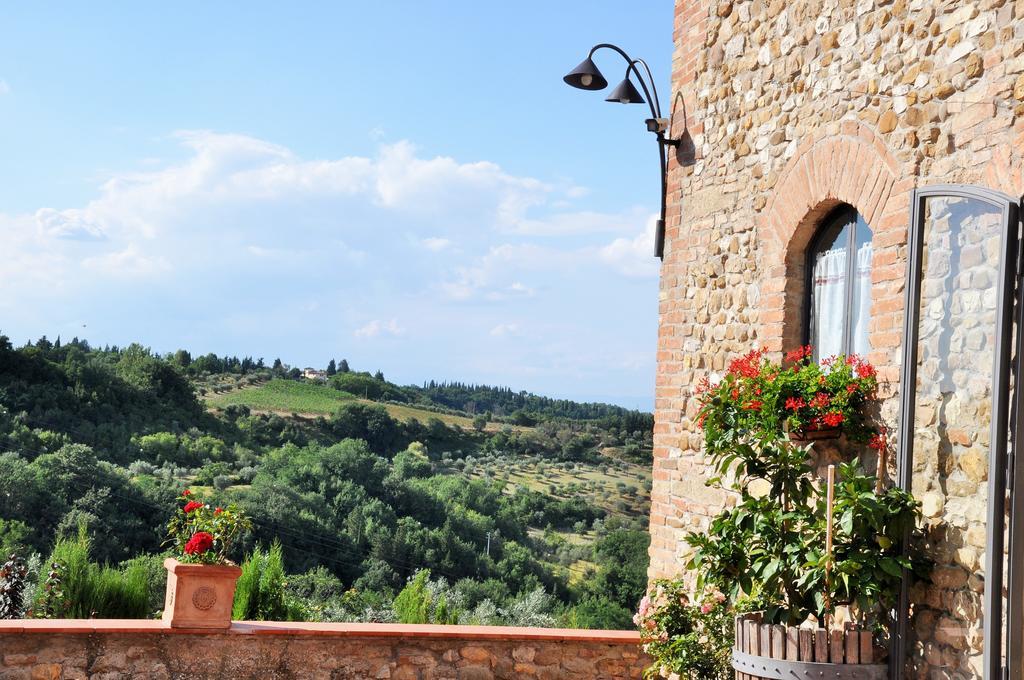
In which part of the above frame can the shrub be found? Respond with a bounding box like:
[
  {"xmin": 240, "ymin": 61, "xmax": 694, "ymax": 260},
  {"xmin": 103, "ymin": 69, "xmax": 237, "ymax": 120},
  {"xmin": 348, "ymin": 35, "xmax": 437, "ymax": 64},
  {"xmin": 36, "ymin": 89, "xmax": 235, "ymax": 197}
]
[
  {"xmin": 31, "ymin": 529, "xmax": 150, "ymax": 619},
  {"xmin": 128, "ymin": 460, "xmax": 157, "ymax": 476},
  {"xmin": 236, "ymin": 466, "xmax": 258, "ymax": 484},
  {"xmin": 634, "ymin": 581, "xmax": 732, "ymax": 680},
  {"xmin": 233, "ymin": 542, "xmax": 302, "ymax": 621},
  {"xmin": 393, "ymin": 570, "xmax": 462, "ymax": 625},
  {"xmin": 393, "ymin": 570, "xmax": 432, "ymax": 624},
  {"xmin": 0, "ymin": 554, "xmax": 28, "ymax": 619}
]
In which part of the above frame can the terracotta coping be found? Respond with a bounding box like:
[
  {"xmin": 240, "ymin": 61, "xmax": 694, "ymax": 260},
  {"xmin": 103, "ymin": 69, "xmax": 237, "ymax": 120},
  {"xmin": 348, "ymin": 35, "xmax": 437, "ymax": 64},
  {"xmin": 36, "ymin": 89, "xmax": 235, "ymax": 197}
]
[{"xmin": 0, "ymin": 620, "xmax": 641, "ymax": 644}]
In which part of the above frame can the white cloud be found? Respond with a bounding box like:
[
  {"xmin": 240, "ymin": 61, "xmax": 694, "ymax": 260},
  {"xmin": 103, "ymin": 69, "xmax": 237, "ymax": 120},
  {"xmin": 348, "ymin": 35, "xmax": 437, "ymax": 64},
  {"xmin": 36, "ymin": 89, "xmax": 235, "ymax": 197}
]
[
  {"xmin": 0, "ymin": 80, "xmax": 9, "ymax": 95},
  {"xmin": 354, "ymin": 318, "xmax": 406, "ymax": 339},
  {"xmin": 81, "ymin": 244, "xmax": 171, "ymax": 278},
  {"xmin": 490, "ymin": 323, "xmax": 521, "ymax": 337},
  {"xmin": 598, "ymin": 216, "xmax": 661, "ymax": 278},
  {"xmin": 507, "ymin": 206, "xmax": 649, "ymax": 236},
  {"xmin": 35, "ymin": 208, "xmax": 107, "ymax": 240},
  {"xmin": 1, "ymin": 131, "xmax": 658, "ymax": 405},
  {"xmin": 421, "ymin": 237, "xmax": 451, "ymax": 252}
]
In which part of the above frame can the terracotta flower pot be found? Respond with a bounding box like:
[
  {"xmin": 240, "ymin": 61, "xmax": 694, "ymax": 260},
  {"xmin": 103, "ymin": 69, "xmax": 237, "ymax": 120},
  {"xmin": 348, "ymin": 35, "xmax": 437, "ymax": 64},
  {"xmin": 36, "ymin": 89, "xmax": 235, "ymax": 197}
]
[{"xmin": 162, "ymin": 558, "xmax": 241, "ymax": 629}]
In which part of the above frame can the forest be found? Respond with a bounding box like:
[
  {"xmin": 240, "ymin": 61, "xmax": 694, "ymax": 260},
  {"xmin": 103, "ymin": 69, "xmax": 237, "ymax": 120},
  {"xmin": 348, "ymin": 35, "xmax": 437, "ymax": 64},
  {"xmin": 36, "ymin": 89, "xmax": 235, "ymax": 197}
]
[{"xmin": 0, "ymin": 334, "xmax": 652, "ymax": 628}]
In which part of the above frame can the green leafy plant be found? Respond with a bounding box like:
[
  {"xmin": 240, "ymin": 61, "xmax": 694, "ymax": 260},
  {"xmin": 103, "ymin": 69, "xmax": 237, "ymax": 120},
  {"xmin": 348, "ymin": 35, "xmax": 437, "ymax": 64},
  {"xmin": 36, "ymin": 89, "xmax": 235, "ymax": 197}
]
[
  {"xmin": 30, "ymin": 528, "xmax": 150, "ymax": 619},
  {"xmin": 232, "ymin": 541, "xmax": 303, "ymax": 621},
  {"xmin": 634, "ymin": 580, "xmax": 732, "ymax": 680},
  {"xmin": 164, "ymin": 489, "xmax": 251, "ymax": 565},
  {"xmin": 686, "ymin": 348, "xmax": 929, "ymax": 628}
]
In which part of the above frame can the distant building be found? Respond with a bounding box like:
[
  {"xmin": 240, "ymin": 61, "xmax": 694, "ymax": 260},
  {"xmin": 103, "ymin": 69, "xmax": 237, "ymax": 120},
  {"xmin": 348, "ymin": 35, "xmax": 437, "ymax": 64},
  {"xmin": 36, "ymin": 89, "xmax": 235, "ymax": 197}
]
[{"xmin": 302, "ymin": 368, "xmax": 327, "ymax": 381}]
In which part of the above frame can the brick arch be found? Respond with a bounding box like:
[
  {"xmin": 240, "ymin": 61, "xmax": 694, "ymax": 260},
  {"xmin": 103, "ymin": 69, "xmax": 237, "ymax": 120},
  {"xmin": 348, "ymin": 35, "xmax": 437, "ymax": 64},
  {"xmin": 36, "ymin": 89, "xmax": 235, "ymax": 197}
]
[{"xmin": 759, "ymin": 121, "xmax": 902, "ymax": 359}]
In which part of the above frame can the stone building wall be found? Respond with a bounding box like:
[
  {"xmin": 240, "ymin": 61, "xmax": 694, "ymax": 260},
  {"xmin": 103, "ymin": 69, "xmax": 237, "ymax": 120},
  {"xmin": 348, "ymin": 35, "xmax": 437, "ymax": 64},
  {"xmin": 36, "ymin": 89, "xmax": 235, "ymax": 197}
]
[
  {"xmin": 651, "ymin": 0, "xmax": 1024, "ymax": 676},
  {"xmin": 0, "ymin": 621, "xmax": 646, "ymax": 680}
]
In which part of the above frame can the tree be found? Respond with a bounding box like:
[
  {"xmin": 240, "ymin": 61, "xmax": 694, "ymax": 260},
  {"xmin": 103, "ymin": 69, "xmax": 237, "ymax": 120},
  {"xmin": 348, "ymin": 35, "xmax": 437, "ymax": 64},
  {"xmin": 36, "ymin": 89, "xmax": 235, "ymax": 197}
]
[
  {"xmin": 339, "ymin": 359, "xmax": 350, "ymax": 373},
  {"xmin": 374, "ymin": 370, "xmax": 385, "ymax": 382},
  {"xmin": 272, "ymin": 358, "xmax": 284, "ymax": 374},
  {"xmin": 329, "ymin": 404, "xmax": 402, "ymax": 455},
  {"xmin": 472, "ymin": 415, "xmax": 487, "ymax": 432},
  {"xmin": 326, "ymin": 359, "xmax": 337, "ymax": 376},
  {"xmin": 393, "ymin": 570, "xmax": 432, "ymax": 624}
]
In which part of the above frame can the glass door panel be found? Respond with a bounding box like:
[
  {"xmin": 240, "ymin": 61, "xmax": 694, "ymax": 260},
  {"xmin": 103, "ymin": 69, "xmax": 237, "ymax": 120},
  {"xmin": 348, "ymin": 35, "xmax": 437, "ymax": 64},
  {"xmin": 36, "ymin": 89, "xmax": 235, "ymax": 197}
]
[{"xmin": 897, "ymin": 187, "xmax": 1019, "ymax": 680}]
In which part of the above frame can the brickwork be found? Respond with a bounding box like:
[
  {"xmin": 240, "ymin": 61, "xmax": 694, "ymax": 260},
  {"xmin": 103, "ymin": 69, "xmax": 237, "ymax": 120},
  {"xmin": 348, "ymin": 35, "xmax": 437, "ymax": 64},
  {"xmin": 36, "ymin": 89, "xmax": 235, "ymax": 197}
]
[
  {"xmin": 0, "ymin": 621, "xmax": 646, "ymax": 680},
  {"xmin": 651, "ymin": 0, "xmax": 1024, "ymax": 676}
]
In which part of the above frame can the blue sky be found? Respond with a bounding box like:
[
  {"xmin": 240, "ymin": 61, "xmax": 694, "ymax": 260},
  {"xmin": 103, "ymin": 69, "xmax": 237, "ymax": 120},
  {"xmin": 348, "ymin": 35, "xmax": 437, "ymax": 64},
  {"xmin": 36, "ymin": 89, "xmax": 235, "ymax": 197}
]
[{"xmin": 0, "ymin": 2, "xmax": 671, "ymax": 410}]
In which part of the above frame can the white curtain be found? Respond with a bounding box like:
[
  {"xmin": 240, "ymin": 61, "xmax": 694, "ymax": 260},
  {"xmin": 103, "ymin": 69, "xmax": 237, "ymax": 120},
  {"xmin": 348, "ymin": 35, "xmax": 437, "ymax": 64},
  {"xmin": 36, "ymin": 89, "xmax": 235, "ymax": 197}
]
[
  {"xmin": 851, "ymin": 241, "xmax": 873, "ymax": 356},
  {"xmin": 812, "ymin": 247, "xmax": 847, "ymax": 359}
]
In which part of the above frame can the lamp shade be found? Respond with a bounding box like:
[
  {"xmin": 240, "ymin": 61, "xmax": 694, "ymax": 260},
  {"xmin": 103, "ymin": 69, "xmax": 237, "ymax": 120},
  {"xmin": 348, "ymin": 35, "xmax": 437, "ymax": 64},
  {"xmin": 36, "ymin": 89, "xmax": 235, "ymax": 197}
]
[
  {"xmin": 563, "ymin": 57, "xmax": 608, "ymax": 91},
  {"xmin": 605, "ymin": 77, "xmax": 645, "ymax": 104}
]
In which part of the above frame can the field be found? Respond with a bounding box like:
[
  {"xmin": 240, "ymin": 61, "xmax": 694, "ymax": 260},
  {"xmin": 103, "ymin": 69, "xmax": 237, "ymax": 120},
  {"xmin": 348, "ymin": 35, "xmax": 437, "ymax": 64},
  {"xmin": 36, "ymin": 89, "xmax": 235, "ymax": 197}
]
[
  {"xmin": 205, "ymin": 379, "xmax": 356, "ymax": 414},
  {"xmin": 458, "ymin": 451, "xmax": 652, "ymax": 520},
  {"xmin": 205, "ymin": 379, "xmax": 529, "ymax": 432}
]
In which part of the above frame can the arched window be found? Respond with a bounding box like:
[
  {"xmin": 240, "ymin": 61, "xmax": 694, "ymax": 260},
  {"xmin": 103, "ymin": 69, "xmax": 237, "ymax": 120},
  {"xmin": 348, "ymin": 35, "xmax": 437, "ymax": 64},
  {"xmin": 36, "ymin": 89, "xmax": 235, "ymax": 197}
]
[{"xmin": 805, "ymin": 205, "xmax": 873, "ymax": 360}]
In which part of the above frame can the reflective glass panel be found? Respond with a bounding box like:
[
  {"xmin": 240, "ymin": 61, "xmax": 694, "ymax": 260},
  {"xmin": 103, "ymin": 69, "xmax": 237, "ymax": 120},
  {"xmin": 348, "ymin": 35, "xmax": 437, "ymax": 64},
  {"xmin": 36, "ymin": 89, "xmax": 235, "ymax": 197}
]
[{"xmin": 907, "ymin": 195, "xmax": 1003, "ymax": 679}]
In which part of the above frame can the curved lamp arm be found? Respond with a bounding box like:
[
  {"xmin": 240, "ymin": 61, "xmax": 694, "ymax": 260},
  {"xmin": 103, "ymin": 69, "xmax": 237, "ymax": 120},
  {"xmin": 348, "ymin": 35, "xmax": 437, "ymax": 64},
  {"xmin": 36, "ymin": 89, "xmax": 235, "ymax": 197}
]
[{"xmin": 583, "ymin": 43, "xmax": 676, "ymax": 259}]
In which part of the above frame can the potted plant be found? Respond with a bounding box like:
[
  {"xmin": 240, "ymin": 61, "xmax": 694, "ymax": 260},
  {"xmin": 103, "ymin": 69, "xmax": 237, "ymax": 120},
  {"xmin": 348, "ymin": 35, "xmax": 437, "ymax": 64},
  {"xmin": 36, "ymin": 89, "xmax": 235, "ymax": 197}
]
[
  {"xmin": 696, "ymin": 346, "xmax": 878, "ymax": 444},
  {"xmin": 162, "ymin": 490, "xmax": 251, "ymax": 629},
  {"xmin": 656, "ymin": 347, "xmax": 930, "ymax": 679}
]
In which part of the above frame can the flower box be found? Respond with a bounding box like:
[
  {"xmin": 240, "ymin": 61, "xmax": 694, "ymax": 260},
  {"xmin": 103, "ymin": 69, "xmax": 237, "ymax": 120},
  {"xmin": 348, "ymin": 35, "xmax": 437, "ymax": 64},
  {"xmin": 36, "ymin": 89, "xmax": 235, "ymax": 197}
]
[
  {"xmin": 788, "ymin": 427, "xmax": 841, "ymax": 442},
  {"xmin": 162, "ymin": 558, "xmax": 241, "ymax": 629},
  {"xmin": 732, "ymin": 613, "xmax": 886, "ymax": 680}
]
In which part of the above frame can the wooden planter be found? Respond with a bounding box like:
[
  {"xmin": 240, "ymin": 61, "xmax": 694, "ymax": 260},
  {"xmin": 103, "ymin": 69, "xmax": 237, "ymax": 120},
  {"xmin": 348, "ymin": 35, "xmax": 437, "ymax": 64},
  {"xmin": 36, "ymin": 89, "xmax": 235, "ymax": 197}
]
[
  {"xmin": 162, "ymin": 558, "xmax": 241, "ymax": 629},
  {"xmin": 732, "ymin": 613, "xmax": 886, "ymax": 679},
  {"xmin": 788, "ymin": 428, "xmax": 841, "ymax": 442}
]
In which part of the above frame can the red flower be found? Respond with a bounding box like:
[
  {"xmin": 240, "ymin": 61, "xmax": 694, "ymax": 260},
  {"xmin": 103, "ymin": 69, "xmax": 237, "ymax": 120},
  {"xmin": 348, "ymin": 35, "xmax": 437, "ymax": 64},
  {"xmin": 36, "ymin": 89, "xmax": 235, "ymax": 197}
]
[
  {"xmin": 810, "ymin": 393, "xmax": 830, "ymax": 409},
  {"xmin": 856, "ymin": 363, "xmax": 877, "ymax": 379},
  {"xmin": 184, "ymin": 531, "xmax": 214, "ymax": 555},
  {"xmin": 744, "ymin": 400, "xmax": 763, "ymax": 411},
  {"xmin": 731, "ymin": 388, "xmax": 740, "ymax": 400},
  {"xmin": 869, "ymin": 427, "xmax": 888, "ymax": 451},
  {"xmin": 695, "ymin": 376, "xmax": 712, "ymax": 395},
  {"xmin": 784, "ymin": 345, "xmax": 812, "ymax": 362},
  {"xmin": 846, "ymin": 384, "xmax": 858, "ymax": 394},
  {"xmin": 822, "ymin": 411, "xmax": 845, "ymax": 427},
  {"xmin": 181, "ymin": 489, "xmax": 192, "ymax": 497},
  {"xmin": 784, "ymin": 397, "xmax": 806, "ymax": 410},
  {"xmin": 845, "ymin": 355, "xmax": 859, "ymax": 366},
  {"xmin": 183, "ymin": 501, "xmax": 203, "ymax": 513},
  {"xmin": 728, "ymin": 348, "xmax": 767, "ymax": 379},
  {"xmin": 214, "ymin": 507, "xmax": 223, "ymax": 515}
]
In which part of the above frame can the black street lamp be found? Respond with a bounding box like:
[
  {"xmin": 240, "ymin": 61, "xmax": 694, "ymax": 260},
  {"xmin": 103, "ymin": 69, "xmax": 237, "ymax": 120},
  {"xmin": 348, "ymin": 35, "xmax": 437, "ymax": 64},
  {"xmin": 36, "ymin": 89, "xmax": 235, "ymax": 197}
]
[{"xmin": 564, "ymin": 43, "xmax": 679, "ymax": 259}]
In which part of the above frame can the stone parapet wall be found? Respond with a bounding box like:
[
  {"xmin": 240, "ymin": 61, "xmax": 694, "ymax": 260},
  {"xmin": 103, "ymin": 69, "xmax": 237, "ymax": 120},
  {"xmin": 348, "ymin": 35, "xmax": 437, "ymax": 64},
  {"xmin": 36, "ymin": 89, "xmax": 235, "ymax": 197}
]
[
  {"xmin": 0, "ymin": 621, "xmax": 646, "ymax": 680},
  {"xmin": 653, "ymin": 0, "xmax": 1024, "ymax": 676}
]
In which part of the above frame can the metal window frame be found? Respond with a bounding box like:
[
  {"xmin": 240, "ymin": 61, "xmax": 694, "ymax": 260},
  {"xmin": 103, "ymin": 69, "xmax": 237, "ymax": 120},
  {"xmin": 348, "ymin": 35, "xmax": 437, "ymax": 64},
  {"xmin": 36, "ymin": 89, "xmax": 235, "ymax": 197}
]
[
  {"xmin": 893, "ymin": 184, "xmax": 1021, "ymax": 680},
  {"xmin": 803, "ymin": 205, "xmax": 873, "ymax": 359}
]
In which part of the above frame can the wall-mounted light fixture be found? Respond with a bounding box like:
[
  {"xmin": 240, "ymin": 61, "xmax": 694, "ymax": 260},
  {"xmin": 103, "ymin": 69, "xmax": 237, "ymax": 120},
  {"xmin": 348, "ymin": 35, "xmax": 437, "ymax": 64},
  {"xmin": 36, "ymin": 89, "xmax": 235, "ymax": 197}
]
[{"xmin": 563, "ymin": 43, "xmax": 678, "ymax": 259}]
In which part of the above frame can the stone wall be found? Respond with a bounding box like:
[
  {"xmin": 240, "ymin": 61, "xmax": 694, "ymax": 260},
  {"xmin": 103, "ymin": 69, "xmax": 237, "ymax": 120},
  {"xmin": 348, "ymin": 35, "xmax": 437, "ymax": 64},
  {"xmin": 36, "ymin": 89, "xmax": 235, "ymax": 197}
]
[
  {"xmin": 651, "ymin": 0, "xmax": 1024, "ymax": 676},
  {"xmin": 0, "ymin": 621, "xmax": 646, "ymax": 679}
]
